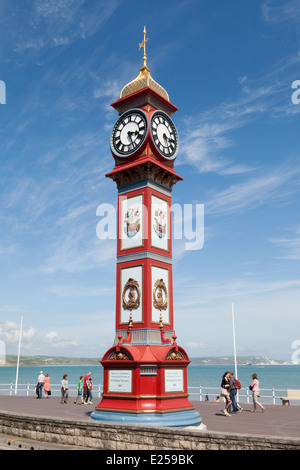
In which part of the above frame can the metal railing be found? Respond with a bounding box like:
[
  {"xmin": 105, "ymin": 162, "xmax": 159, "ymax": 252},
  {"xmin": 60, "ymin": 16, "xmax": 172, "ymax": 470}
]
[
  {"xmin": 188, "ymin": 386, "xmax": 291, "ymax": 405},
  {"xmin": 1, "ymin": 383, "xmax": 298, "ymax": 405},
  {"xmin": 0, "ymin": 383, "xmax": 103, "ymax": 398}
]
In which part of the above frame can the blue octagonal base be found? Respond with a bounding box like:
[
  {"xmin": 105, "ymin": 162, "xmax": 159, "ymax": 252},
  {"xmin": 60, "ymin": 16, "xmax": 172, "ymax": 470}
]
[{"xmin": 89, "ymin": 408, "xmax": 202, "ymax": 428}]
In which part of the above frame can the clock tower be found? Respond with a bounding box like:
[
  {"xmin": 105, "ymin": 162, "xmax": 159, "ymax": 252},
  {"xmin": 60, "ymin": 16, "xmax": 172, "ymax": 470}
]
[{"xmin": 91, "ymin": 28, "xmax": 202, "ymax": 428}]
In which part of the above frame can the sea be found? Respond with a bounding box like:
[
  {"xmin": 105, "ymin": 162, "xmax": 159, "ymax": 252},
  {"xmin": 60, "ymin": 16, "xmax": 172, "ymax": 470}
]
[{"xmin": 1, "ymin": 364, "xmax": 300, "ymax": 404}]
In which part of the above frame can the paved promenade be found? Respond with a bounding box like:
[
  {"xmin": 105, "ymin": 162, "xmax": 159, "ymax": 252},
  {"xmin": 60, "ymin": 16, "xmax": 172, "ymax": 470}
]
[{"xmin": 0, "ymin": 396, "xmax": 299, "ymax": 440}]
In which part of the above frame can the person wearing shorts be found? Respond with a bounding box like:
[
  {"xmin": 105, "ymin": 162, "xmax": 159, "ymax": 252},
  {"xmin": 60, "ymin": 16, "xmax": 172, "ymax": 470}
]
[{"xmin": 74, "ymin": 376, "xmax": 84, "ymax": 404}]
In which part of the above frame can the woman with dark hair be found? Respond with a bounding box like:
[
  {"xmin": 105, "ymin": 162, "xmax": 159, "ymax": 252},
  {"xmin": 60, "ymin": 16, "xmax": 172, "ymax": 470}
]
[
  {"xmin": 221, "ymin": 371, "xmax": 232, "ymax": 417},
  {"xmin": 250, "ymin": 373, "xmax": 265, "ymax": 413}
]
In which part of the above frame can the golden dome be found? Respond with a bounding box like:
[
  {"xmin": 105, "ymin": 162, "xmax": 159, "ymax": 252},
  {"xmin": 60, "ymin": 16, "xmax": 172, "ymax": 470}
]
[
  {"xmin": 120, "ymin": 67, "xmax": 169, "ymax": 101},
  {"xmin": 120, "ymin": 27, "xmax": 169, "ymax": 102}
]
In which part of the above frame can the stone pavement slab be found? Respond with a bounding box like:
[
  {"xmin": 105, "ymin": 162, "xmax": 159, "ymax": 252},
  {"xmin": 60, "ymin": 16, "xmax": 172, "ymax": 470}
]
[
  {"xmin": 192, "ymin": 401, "xmax": 300, "ymax": 439},
  {"xmin": 0, "ymin": 396, "xmax": 299, "ymax": 440}
]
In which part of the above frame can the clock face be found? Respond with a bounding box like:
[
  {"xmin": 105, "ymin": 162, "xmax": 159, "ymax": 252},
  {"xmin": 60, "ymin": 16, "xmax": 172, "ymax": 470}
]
[
  {"xmin": 150, "ymin": 111, "xmax": 178, "ymax": 159},
  {"xmin": 111, "ymin": 109, "xmax": 148, "ymax": 157}
]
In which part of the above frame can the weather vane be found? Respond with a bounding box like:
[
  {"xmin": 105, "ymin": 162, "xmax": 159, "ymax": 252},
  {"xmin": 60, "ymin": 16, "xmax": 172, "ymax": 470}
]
[{"xmin": 139, "ymin": 26, "xmax": 150, "ymax": 69}]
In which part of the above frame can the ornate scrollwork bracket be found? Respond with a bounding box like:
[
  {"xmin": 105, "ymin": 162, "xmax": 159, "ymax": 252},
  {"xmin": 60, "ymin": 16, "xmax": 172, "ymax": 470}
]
[
  {"xmin": 153, "ymin": 279, "xmax": 170, "ymax": 344},
  {"xmin": 122, "ymin": 278, "xmax": 141, "ymax": 311},
  {"xmin": 122, "ymin": 278, "xmax": 141, "ymax": 344},
  {"xmin": 159, "ymin": 313, "xmax": 171, "ymax": 344},
  {"xmin": 153, "ymin": 278, "xmax": 168, "ymax": 311},
  {"xmin": 109, "ymin": 350, "xmax": 132, "ymax": 360},
  {"xmin": 166, "ymin": 350, "xmax": 184, "ymax": 360}
]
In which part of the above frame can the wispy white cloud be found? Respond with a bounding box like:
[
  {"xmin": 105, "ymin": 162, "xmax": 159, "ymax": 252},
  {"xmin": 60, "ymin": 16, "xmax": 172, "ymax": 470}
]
[
  {"xmin": 1, "ymin": 130, "xmax": 111, "ymax": 226},
  {"xmin": 0, "ymin": 321, "xmax": 36, "ymax": 346},
  {"xmin": 262, "ymin": 0, "xmax": 300, "ymax": 25},
  {"xmin": 0, "ymin": 305, "xmax": 27, "ymax": 314},
  {"xmin": 49, "ymin": 285, "xmax": 114, "ymax": 298},
  {"xmin": 175, "ymin": 276, "xmax": 300, "ymax": 309},
  {"xmin": 44, "ymin": 330, "xmax": 77, "ymax": 348},
  {"xmin": 205, "ymin": 162, "xmax": 300, "ymax": 216},
  {"xmin": 0, "ymin": 244, "xmax": 16, "ymax": 256},
  {"xmin": 179, "ymin": 51, "xmax": 300, "ymax": 175},
  {"xmin": 14, "ymin": 0, "xmax": 120, "ymax": 57},
  {"xmin": 94, "ymin": 80, "xmax": 121, "ymax": 100},
  {"xmin": 41, "ymin": 229, "xmax": 115, "ymax": 273},
  {"xmin": 269, "ymin": 227, "xmax": 300, "ymax": 260}
]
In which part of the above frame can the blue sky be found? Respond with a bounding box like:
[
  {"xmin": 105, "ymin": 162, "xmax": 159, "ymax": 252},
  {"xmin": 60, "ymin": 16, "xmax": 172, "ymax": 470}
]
[{"xmin": 0, "ymin": 0, "xmax": 300, "ymax": 360}]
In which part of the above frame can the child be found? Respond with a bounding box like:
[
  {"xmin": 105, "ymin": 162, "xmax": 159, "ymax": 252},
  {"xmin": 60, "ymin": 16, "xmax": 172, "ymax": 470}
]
[{"xmin": 74, "ymin": 376, "xmax": 84, "ymax": 404}]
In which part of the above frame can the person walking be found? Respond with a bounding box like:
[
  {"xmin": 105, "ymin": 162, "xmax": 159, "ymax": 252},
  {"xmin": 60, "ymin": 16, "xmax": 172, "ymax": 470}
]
[
  {"xmin": 228, "ymin": 371, "xmax": 238, "ymax": 413},
  {"xmin": 44, "ymin": 373, "xmax": 51, "ymax": 398},
  {"xmin": 74, "ymin": 376, "xmax": 84, "ymax": 404},
  {"xmin": 88, "ymin": 377, "xmax": 93, "ymax": 405},
  {"xmin": 61, "ymin": 374, "xmax": 69, "ymax": 404},
  {"xmin": 83, "ymin": 371, "xmax": 92, "ymax": 404},
  {"xmin": 36, "ymin": 371, "xmax": 45, "ymax": 399},
  {"xmin": 250, "ymin": 373, "xmax": 265, "ymax": 413},
  {"xmin": 221, "ymin": 371, "xmax": 232, "ymax": 417}
]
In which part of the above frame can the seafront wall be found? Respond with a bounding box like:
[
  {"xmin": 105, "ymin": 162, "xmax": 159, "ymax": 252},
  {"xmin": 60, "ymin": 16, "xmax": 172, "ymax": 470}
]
[{"xmin": 0, "ymin": 410, "xmax": 300, "ymax": 450}]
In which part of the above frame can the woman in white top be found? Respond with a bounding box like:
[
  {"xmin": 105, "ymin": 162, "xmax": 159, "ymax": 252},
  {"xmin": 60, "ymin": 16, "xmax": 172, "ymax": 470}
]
[{"xmin": 61, "ymin": 374, "xmax": 69, "ymax": 404}]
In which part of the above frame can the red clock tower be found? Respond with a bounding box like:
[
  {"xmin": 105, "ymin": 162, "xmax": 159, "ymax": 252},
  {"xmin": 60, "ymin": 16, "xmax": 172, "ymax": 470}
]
[{"xmin": 91, "ymin": 28, "xmax": 201, "ymax": 427}]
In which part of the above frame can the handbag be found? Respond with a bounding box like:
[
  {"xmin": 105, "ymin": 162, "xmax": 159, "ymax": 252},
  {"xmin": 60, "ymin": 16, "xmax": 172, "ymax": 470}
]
[
  {"xmin": 221, "ymin": 387, "xmax": 228, "ymax": 397},
  {"xmin": 48, "ymin": 390, "xmax": 51, "ymax": 396}
]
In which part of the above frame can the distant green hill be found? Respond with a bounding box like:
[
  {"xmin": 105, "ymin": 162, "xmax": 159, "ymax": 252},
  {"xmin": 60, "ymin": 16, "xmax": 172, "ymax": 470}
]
[
  {"xmin": 2, "ymin": 354, "xmax": 290, "ymax": 367},
  {"xmin": 3, "ymin": 355, "xmax": 101, "ymax": 367}
]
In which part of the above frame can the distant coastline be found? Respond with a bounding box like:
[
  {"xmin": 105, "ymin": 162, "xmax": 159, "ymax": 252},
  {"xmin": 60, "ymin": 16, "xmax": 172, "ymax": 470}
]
[
  {"xmin": 0, "ymin": 354, "xmax": 294, "ymax": 367},
  {"xmin": 189, "ymin": 356, "xmax": 293, "ymax": 366}
]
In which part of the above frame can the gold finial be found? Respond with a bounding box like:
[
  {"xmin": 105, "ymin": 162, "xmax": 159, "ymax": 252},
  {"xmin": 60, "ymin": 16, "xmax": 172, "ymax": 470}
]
[
  {"xmin": 119, "ymin": 25, "xmax": 169, "ymax": 101},
  {"xmin": 139, "ymin": 26, "xmax": 150, "ymax": 71}
]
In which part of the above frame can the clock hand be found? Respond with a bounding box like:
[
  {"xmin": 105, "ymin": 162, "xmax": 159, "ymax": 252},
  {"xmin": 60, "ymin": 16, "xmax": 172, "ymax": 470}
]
[
  {"xmin": 127, "ymin": 130, "xmax": 139, "ymax": 142},
  {"xmin": 163, "ymin": 133, "xmax": 174, "ymax": 146},
  {"xmin": 163, "ymin": 133, "xmax": 168, "ymax": 146}
]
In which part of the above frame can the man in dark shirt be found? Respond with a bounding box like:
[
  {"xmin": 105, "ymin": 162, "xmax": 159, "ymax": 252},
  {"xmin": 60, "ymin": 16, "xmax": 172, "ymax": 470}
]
[{"xmin": 228, "ymin": 370, "xmax": 238, "ymax": 412}]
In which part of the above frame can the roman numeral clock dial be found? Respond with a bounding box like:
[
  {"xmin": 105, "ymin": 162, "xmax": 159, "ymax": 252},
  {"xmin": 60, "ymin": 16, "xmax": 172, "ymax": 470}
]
[
  {"xmin": 150, "ymin": 110, "xmax": 178, "ymax": 160},
  {"xmin": 111, "ymin": 109, "xmax": 148, "ymax": 158}
]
